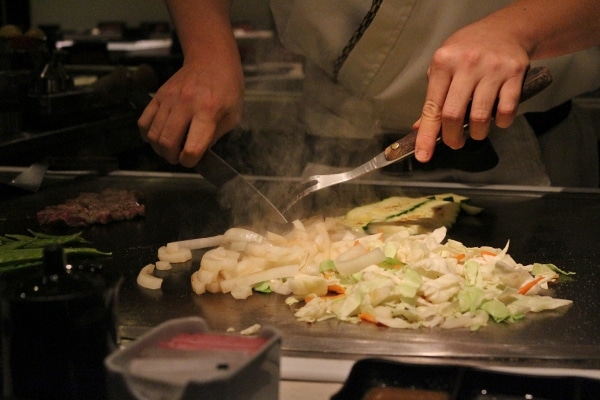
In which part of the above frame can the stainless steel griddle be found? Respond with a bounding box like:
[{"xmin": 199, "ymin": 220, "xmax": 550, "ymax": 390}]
[{"xmin": 1, "ymin": 171, "xmax": 599, "ymax": 370}]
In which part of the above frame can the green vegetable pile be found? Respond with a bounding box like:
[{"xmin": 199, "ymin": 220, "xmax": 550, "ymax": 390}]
[{"xmin": 0, "ymin": 230, "xmax": 111, "ymax": 272}]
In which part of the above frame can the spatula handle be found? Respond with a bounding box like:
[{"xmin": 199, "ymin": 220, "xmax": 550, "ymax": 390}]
[
  {"xmin": 520, "ymin": 65, "xmax": 553, "ymax": 102},
  {"xmin": 384, "ymin": 66, "xmax": 553, "ymax": 162}
]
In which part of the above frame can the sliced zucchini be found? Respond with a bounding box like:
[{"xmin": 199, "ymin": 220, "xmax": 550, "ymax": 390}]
[
  {"xmin": 369, "ymin": 199, "xmax": 460, "ymax": 230},
  {"xmin": 340, "ymin": 193, "xmax": 472, "ymax": 232},
  {"xmin": 341, "ymin": 196, "xmax": 431, "ymax": 230}
]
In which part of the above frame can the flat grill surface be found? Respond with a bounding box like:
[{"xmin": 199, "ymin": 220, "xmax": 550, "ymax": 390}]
[{"xmin": 1, "ymin": 173, "xmax": 599, "ymax": 368}]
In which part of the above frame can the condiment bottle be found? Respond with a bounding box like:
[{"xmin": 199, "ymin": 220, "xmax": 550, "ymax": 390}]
[
  {"xmin": 37, "ymin": 50, "xmax": 73, "ymax": 94},
  {"xmin": 0, "ymin": 244, "xmax": 121, "ymax": 400}
]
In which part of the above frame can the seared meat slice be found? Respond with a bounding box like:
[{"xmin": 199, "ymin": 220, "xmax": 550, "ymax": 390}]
[{"xmin": 37, "ymin": 189, "xmax": 145, "ymax": 227}]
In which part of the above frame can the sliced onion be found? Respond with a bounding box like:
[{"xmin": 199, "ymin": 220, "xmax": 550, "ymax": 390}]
[
  {"xmin": 218, "ymin": 258, "xmax": 239, "ymax": 271},
  {"xmin": 223, "ymin": 228, "xmax": 265, "ymax": 244},
  {"xmin": 235, "ymin": 257, "xmax": 272, "ymax": 276},
  {"xmin": 158, "ymin": 246, "xmax": 192, "ymax": 263},
  {"xmin": 266, "ymin": 231, "xmax": 287, "ymax": 244},
  {"xmin": 220, "ymin": 264, "xmax": 299, "ymax": 294},
  {"xmin": 205, "ymin": 281, "xmax": 221, "ymax": 293},
  {"xmin": 288, "ymin": 275, "xmax": 328, "ymax": 297},
  {"xmin": 166, "ymin": 242, "xmax": 180, "ymax": 253},
  {"xmin": 265, "ymin": 246, "xmax": 305, "ymax": 263},
  {"xmin": 220, "ymin": 277, "xmax": 237, "ymax": 294},
  {"xmin": 201, "ymin": 248, "xmax": 237, "ymax": 271},
  {"xmin": 155, "ymin": 260, "xmax": 172, "ymax": 270},
  {"xmin": 335, "ymin": 244, "xmax": 368, "ymax": 263},
  {"xmin": 198, "ymin": 269, "xmax": 217, "ymax": 285},
  {"xmin": 200, "ymin": 257, "xmax": 222, "ymax": 272},
  {"xmin": 219, "ymin": 268, "xmax": 236, "ymax": 282},
  {"xmin": 237, "ymin": 264, "xmax": 300, "ymax": 287},
  {"xmin": 240, "ymin": 323, "xmax": 261, "ymax": 335},
  {"xmin": 168, "ymin": 235, "xmax": 224, "ymax": 250},
  {"xmin": 335, "ymin": 248, "xmax": 387, "ymax": 276},
  {"xmin": 231, "ymin": 285, "xmax": 253, "ymax": 300},
  {"xmin": 245, "ymin": 242, "xmax": 270, "ymax": 257},
  {"xmin": 137, "ymin": 264, "xmax": 163, "ymax": 290},
  {"xmin": 190, "ymin": 271, "xmax": 206, "ymax": 295},
  {"xmin": 228, "ymin": 241, "xmax": 247, "ymax": 252},
  {"xmin": 270, "ymin": 279, "xmax": 292, "ymax": 295}
]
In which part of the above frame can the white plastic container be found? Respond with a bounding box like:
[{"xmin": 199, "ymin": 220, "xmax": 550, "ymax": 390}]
[{"xmin": 105, "ymin": 317, "xmax": 281, "ymax": 400}]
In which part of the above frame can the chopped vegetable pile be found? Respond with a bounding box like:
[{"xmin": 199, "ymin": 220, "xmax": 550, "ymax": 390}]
[
  {"xmin": 144, "ymin": 193, "xmax": 574, "ymax": 330},
  {"xmin": 0, "ymin": 230, "xmax": 111, "ymax": 272}
]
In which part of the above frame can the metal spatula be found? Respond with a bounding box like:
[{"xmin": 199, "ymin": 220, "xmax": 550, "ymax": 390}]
[
  {"xmin": 1, "ymin": 163, "xmax": 49, "ymax": 193},
  {"xmin": 128, "ymin": 90, "xmax": 287, "ymax": 224},
  {"xmin": 279, "ymin": 66, "xmax": 553, "ymax": 216}
]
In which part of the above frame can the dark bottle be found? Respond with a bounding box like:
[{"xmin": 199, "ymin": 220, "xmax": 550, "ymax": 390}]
[
  {"xmin": 1, "ymin": 245, "xmax": 121, "ymax": 400},
  {"xmin": 37, "ymin": 50, "xmax": 73, "ymax": 94}
]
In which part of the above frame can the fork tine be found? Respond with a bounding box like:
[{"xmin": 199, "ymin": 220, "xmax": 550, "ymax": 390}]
[
  {"xmin": 278, "ymin": 177, "xmax": 320, "ymax": 215},
  {"xmin": 279, "ymin": 157, "xmax": 382, "ymax": 216},
  {"xmin": 279, "ymin": 139, "xmax": 413, "ymax": 216}
]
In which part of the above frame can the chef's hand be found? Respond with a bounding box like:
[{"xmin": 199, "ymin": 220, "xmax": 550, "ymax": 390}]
[
  {"xmin": 138, "ymin": 0, "xmax": 243, "ymax": 168},
  {"xmin": 413, "ymin": 17, "xmax": 530, "ymax": 163},
  {"xmin": 138, "ymin": 58, "xmax": 244, "ymax": 168}
]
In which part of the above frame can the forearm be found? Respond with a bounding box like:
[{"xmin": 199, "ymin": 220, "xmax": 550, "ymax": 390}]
[
  {"xmin": 480, "ymin": 0, "xmax": 600, "ymax": 59},
  {"xmin": 139, "ymin": 0, "xmax": 244, "ymax": 167},
  {"xmin": 164, "ymin": 0, "xmax": 239, "ymax": 64}
]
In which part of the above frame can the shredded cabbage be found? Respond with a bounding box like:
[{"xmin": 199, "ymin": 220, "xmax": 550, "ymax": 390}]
[{"xmin": 190, "ymin": 216, "xmax": 573, "ymax": 330}]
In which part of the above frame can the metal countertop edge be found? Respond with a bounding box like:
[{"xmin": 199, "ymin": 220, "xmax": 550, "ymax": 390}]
[
  {"xmin": 2, "ymin": 167, "xmax": 599, "ymax": 195},
  {"xmin": 280, "ymin": 356, "xmax": 600, "ymax": 383},
  {"xmin": 108, "ymin": 170, "xmax": 600, "ymax": 195}
]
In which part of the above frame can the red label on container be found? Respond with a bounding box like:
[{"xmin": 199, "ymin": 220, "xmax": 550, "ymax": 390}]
[{"xmin": 158, "ymin": 333, "xmax": 268, "ymax": 355}]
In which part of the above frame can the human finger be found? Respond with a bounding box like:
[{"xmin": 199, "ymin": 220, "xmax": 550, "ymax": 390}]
[
  {"xmin": 467, "ymin": 77, "xmax": 501, "ymax": 140},
  {"xmin": 157, "ymin": 105, "xmax": 193, "ymax": 165},
  {"xmin": 494, "ymin": 74, "xmax": 523, "ymax": 128},
  {"xmin": 439, "ymin": 74, "xmax": 476, "ymax": 149},
  {"xmin": 178, "ymin": 97, "xmax": 242, "ymax": 168},
  {"xmin": 178, "ymin": 116, "xmax": 216, "ymax": 168},
  {"xmin": 141, "ymin": 101, "xmax": 173, "ymax": 159},
  {"xmin": 137, "ymin": 98, "xmax": 160, "ymax": 143},
  {"xmin": 414, "ymin": 71, "xmax": 451, "ymax": 162}
]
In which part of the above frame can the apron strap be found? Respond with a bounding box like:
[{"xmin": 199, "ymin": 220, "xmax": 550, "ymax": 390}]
[{"xmin": 332, "ymin": 0, "xmax": 383, "ymax": 80}]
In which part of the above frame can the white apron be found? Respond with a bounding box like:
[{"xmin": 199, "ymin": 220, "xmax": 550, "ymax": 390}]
[{"xmin": 270, "ymin": 0, "xmax": 600, "ymax": 186}]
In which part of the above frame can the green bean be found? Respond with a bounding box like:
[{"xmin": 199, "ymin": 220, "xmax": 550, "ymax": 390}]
[
  {"xmin": 1, "ymin": 232, "xmax": 87, "ymax": 249},
  {"xmin": 0, "ymin": 261, "xmax": 44, "ymax": 273},
  {"xmin": 28, "ymin": 230, "xmax": 88, "ymax": 242},
  {"xmin": 3, "ymin": 234, "xmax": 32, "ymax": 241},
  {"xmin": 0, "ymin": 236, "xmax": 17, "ymax": 245},
  {"xmin": 0, "ymin": 247, "xmax": 111, "ymax": 269},
  {"xmin": 0, "ymin": 231, "xmax": 111, "ymax": 270},
  {"xmin": 0, "ymin": 240, "xmax": 27, "ymax": 251},
  {"xmin": 0, "ymin": 248, "xmax": 48, "ymax": 267},
  {"xmin": 20, "ymin": 238, "xmax": 86, "ymax": 249}
]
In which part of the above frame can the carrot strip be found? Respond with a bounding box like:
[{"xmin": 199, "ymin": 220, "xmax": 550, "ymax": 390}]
[
  {"xmin": 320, "ymin": 293, "xmax": 345, "ymax": 300},
  {"xmin": 358, "ymin": 313, "xmax": 378, "ymax": 324},
  {"xmin": 454, "ymin": 253, "xmax": 466, "ymax": 261},
  {"xmin": 480, "ymin": 250, "xmax": 497, "ymax": 257},
  {"xmin": 518, "ymin": 276, "xmax": 544, "ymax": 295},
  {"xmin": 327, "ymin": 284, "xmax": 346, "ymax": 294},
  {"xmin": 304, "ymin": 294, "xmax": 318, "ymax": 303}
]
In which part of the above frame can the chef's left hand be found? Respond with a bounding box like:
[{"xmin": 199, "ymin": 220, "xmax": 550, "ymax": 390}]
[
  {"xmin": 138, "ymin": 0, "xmax": 244, "ymax": 168},
  {"xmin": 414, "ymin": 18, "xmax": 530, "ymax": 163},
  {"xmin": 138, "ymin": 60, "xmax": 244, "ymax": 168}
]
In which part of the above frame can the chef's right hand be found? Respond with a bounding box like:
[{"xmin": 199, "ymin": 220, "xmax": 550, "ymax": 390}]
[
  {"xmin": 138, "ymin": 56, "xmax": 244, "ymax": 168},
  {"xmin": 413, "ymin": 4, "xmax": 535, "ymax": 163}
]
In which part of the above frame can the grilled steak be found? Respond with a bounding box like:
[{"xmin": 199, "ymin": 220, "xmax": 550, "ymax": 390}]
[{"xmin": 37, "ymin": 189, "xmax": 145, "ymax": 227}]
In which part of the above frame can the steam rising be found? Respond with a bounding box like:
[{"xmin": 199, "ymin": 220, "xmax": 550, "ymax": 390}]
[{"xmin": 212, "ymin": 32, "xmax": 386, "ymax": 230}]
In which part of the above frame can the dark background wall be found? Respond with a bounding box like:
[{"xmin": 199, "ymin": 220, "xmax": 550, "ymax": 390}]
[{"xmin": 1, "ymin": 1, "xmax": 30, "ymax": 28}]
